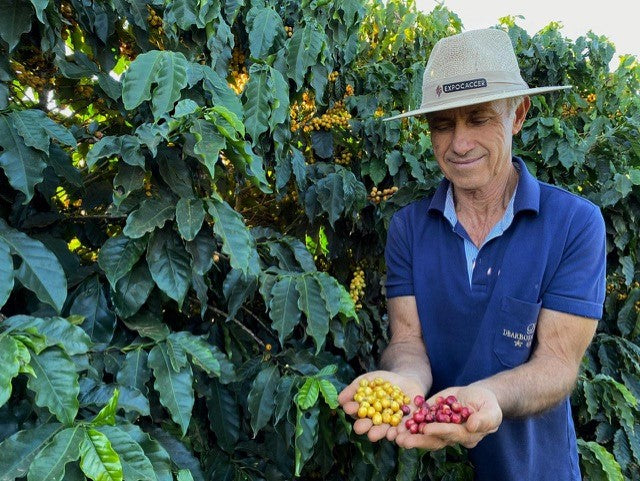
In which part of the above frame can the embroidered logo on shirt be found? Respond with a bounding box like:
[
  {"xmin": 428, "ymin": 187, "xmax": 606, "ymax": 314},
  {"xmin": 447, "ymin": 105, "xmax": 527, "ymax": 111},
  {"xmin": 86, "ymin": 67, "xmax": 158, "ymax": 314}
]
[{"xmin": 502, "ymin": 323, "xmax": 536, "ymax": 348}]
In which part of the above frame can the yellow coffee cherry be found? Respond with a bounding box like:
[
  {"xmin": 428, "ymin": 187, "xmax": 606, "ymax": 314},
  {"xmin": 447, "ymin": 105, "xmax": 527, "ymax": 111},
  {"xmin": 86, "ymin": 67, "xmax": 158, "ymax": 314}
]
[
  {"xmin": 372, "ymin": 401, "xmax": 382, "ymax": 412},
  {"xmin": 381, "ymin": 412, "xmax": 392, "ymax": 424},
  {"xmin": 367, "ymin": 406, "xmax": 376, "ymax": 418},
  {"xmin": 372, "ymin": 413, "xmax": 383, "ymax": 425},
  {"xmin": 359, "ymin": 379, "xmax": 369, "ymax": 387},
  {"xmin": 358, "ymin": 406, "xmax": 368, "ymax": 418}
]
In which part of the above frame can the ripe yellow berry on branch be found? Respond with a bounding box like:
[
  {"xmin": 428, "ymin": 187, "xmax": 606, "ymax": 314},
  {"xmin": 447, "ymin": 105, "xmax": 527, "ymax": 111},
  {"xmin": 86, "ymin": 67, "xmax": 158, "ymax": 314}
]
[
  {"xmin": 368, "ymin": 186, "xmax": 398, "ymax": 204},
  {"xmin": 228, "ymin": 48, "xmax": 249, "ymax": 95},
  {"xmin": 349, "ymin": 268, "xmax": 366, "ymax": 310}
]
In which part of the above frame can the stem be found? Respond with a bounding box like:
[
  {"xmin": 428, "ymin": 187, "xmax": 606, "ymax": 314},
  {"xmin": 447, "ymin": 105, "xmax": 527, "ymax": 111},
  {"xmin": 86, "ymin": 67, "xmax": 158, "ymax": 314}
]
[{"xmin": 208, "ymin": 305, "xmax": 265, "ymax": 347}]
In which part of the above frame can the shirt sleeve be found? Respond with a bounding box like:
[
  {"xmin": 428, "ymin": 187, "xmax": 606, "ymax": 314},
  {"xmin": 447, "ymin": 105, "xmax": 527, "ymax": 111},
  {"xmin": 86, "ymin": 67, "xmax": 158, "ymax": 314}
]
[
  {"xmin": 385, "ymin": 211, "xmax": 415, "ymax": 298},
  {"xmin": 541, "ymin": 204, "xmax": 606, "ymax": 319}
]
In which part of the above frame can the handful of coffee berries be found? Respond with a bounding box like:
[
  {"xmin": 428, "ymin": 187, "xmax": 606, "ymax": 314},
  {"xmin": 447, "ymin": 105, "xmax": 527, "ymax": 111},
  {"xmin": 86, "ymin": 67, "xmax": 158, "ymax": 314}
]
[
  {"xmin": 405, "ymin": 395, "xmax": 472, "ymax": 434},
  {"xmin": 353, "ymin": 377, "xmax": 412, "ymax": 426}
]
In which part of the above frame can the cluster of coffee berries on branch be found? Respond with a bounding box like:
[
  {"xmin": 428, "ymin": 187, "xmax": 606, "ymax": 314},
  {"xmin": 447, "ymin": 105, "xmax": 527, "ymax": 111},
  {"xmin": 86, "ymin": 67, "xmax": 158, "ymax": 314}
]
[
  {"xmin": 369, "ymin": 186, "xmax": 398, "ymax": 204},
  {"xmin": 405, "ymin": 394, "xmax": 472, "ymax": 434},
  {"xmin": 335, "ymin": 150, "xmax": 354, "ymax": 166},
  {"xmin": 228, "ymin": 49, "xmax": 249, "ymax": 95},
  {"xmin": 284, "ymin": 26, "xmax": 293, "ymax": 38},
  {"xmin": 354, "ymin": 378, "xmax": 411, "ymax": 426},
  {"xmin": 328, "ymin": 70, "xmax": 339, "ymax": 82},
  {"xmin": 586, "ymin": 93, "xmax": 597, "ymax": 103},
  {"xmin": 147, "ymin": 6, "xmax": 163, "ymax": 28},
  {"xmin": 289, "ymin": 91, "xmax": 316, "ymax": 133},
  {"xmin": 349, "ymin": 268, "xmax": 365, "ymax": 310},
  {"xmin": 303, "ymin": 100, "xmax": 351, "ymax": 132}
]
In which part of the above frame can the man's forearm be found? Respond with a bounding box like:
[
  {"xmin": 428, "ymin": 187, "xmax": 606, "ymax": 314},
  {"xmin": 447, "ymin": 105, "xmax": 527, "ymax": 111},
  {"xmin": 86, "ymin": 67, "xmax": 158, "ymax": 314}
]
[
  {"xmin": 380, "ymin": 339, "xmax": 433, "ymax": 394},
  {"xmin": 472, "ymin": 354, "xmax": 578, "ymax": 418}
]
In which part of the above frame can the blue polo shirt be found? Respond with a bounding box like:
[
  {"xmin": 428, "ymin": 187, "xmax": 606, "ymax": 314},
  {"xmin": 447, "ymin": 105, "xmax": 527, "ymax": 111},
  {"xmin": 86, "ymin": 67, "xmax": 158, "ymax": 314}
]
[{"xmin": 385, "ymin": 156, "xmax": 606, "ymax": 481}]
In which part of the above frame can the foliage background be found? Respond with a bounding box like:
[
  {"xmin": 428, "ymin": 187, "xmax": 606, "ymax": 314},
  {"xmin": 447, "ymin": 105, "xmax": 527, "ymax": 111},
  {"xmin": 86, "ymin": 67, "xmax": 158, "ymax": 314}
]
[{"xmin": 0, "ymin": 0, "xmax": 639, "ymax": 479}]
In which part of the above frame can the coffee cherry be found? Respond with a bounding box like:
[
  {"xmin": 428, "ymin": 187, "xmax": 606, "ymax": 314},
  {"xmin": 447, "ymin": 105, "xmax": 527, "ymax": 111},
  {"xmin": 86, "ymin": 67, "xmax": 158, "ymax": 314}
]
[
  {"xmin": 352, "ymin": 377, "xmax": 411, "ymax": 425},
  {"xmin": 406, "ymin": 394, "xmax": 472, "ymax": 428}
]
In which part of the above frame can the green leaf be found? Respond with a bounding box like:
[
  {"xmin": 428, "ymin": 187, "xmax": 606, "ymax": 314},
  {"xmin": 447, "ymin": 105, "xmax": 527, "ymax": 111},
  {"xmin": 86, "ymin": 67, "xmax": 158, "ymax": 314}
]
[
  {"xmin": 294, "ymin": 405, "xmax": 319, "ymax": 476},
  {"xmin": 118, "ymin": 424, "xmax": 172, "ymax": 481},
  {"xmin": 27, "ymin": 316, "xmax": 92, "ymax": 355},
  {"xmin": 0, "ymin": 115, "xmax": 47, "ymax": 203},
  {"xmin": 27, "ymin": 347, "xmax": 79, "ymax": 425},
  {"xmin": 296, "ymin": 275, "xmax": 330, "ymax": 353},
  {"xmin": 315, "ymin": 271, "xmax": 355, "ymax": 319},
  {"xmin": 70, "ymin": 276, "xmax": 116, "ymax": 345},
  {"xmin": 27, "ymin": 426, "xmax": 84, "ymax": 481},
  {"xmin": 268, "ymin": 275, "xmax": 301, "ymax": 345},
  {"xmin": 116, "ymin": 348, "xmax": 151, "ymax": 395},
  {"xmin": 577, "ymin": 439, "xmax": 623, "ymax": 481},
  {"xmin": 296, "ymin": 378, "xmax": 319, "ymax": 410},
  {"xmin": 10, "ymin": 110, "xmax": 76, "ymax": 153},
  {"xmin": 207, "ymin": 197, "xmax": 258, "ymax": 276},
  {"xmin": 112, "ymin": 262, "xmax": 155, "ymax": 318},
  {"xmin": 190, "ymin": 118, "xmax": 225, "ymax": 177},
  {"xmin": 98, "ymin": 235, "xmax": 147, "ymax": 288},
  {"xmin": 0, "ymin": 219, "xmax": 67, "ymax": 313},
  {"xmin": 97, "ymin": 426, "xmax": 157, "ymax": 481},
  {"xmin": 268, "ymin": 67, "xmax": 289, "ymax": 130},
  {"xmin": 0, "ymin": 0, "xmax": 33, "ymax": 51},
  {"xmin": 123, "ymin": 197, "xmax": 175, "ymax": 239},
  {"xmin": 247, "ymin": 365, "xmax": 280, "ymax": 435},
  {"xmin": 148, "ymin": 343, "xmax": 194, "ymax": 436},
  {"xmin": 122, "ymin": 311, "xmax": 170, "ymax": 342},
  {"xmin": 0, "ymin": 239, "xmax": 13, "ymax": 310},
  {"xmin": 207, "ymin": 379, "xmax": 240, "ymax": 452},
  {"xmin": 146, "ymin": 228, "xmax": 191, "ymax": 308},
  {"xmin": 86, "ymin": 136, "xmax": 145, "ymax": 169},
  {"xmin": 91, "ymin": 389, "xmax": 119, "ymax": 427},
  {"xmin": 0, "ymin": 423, "xmax": 63, "ymax": 481},
  {"xmin": 165, "ymin": 0, "xmax": 198, "ymax": 30},
  {"xmin": 80, "ymin": 428, "xmax": 123, "ymax": 481},
  {"xmin": 396, "ymin": 447, "xmax": 421, "ymax": 481},
  {"xmin": 176, "ymin": 198, "xmax": 205, "ymax": 241},
  {"xmin": 243, "ymin": 64, "xmax": 271, "ymax": 142},
  {"xmin": 200, "ymin": 66, "xmax": 244, "ymax": 120},
  {"xmin": 248, "ymin": 6, "xmax": 282, "ymax": 58},
  {"xmin": 122, "ymin": 50, "xmax": 189, "ymax": 121},
  {"xmin": 177, "ymin": 469, "xmax": 195, "ymax": 481},
  {"xmin": 311, "ymin": 131, "xmax": 334, "ymax": 160},
  {"xmin": 0, "ymin": 336, "xmax": 20, "ymax": 407},
  {"xmin": 316, "ymin": 173, "xmax": 344, "ymax": 226},
  {"xmin": 273, "ymin": 375, "xmax": 296, "ymax": 424},
  {"xmin": 169, "ymin": 331, "xmax": 221, "ymax": 376},
  {"xmin": 629, "ymin": 169, "xmax": 640, "ymax": 185},
  {"xmin": 318, "ymin": 379, "xmax": 339, "ymax": 409},
  {"xmin": 286, "ymin": 22, "xmax": 324, "ymax": 89}
]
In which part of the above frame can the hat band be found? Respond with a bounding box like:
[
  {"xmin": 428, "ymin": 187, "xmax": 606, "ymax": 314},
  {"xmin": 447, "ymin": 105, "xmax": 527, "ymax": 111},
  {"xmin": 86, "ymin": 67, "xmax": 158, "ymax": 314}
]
[{"xmin": 422, "ymin": 70, "xmax": 528, "ymax": 108}]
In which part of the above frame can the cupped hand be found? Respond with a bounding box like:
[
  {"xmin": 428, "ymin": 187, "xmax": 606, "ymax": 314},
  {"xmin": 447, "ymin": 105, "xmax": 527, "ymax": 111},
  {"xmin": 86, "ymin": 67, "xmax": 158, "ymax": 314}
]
[
  {"xmin": 338, "ymin": 370, "xmax": 426, "ymax": 443},
  {"xmin": 388, "ymin": 384, "xmax": 502, "ymax": 450}
]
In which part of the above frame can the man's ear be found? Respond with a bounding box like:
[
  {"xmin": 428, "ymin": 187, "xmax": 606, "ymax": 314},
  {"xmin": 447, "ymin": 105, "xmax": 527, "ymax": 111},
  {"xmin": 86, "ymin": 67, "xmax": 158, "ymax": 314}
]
[{"xmin": 512, "ymin": 96, "xmax": 531, "ymax": 135}]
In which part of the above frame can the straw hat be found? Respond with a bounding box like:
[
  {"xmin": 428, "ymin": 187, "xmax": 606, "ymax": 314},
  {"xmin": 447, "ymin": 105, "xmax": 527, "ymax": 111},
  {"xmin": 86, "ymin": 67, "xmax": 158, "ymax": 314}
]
[{"xmin": 384, "ymin": 28, "xmax": 571, "ymax": 121}]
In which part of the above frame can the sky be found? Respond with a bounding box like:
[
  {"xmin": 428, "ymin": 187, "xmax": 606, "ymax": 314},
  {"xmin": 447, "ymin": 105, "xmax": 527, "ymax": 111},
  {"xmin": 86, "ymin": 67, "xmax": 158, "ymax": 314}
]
[{"xmin": 415, "ymin": 0, "xmax": 639, "ymax": 69}]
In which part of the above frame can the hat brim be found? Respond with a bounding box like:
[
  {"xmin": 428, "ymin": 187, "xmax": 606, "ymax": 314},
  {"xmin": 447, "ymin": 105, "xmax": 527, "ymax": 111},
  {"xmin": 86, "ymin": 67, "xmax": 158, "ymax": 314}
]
[{"xmin": 382, "ymin": 85, "xmax": 572, "ymax": 121}]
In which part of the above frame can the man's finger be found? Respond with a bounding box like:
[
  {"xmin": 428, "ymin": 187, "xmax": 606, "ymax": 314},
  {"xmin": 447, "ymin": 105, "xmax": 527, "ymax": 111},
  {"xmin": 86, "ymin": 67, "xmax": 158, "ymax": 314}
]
[
  {"xmin": 367, "ymin": 425, "xmax": 389, "ymax": 442},
  {"xmin": 395, "ymin": 432, "xmax": 446, "ymax": 450},
  {"xmin": 342, "ymin": 401, "xmax": 360, "ymax": 416},
  {"xmin": 353, "ymin": 418, "xmax": 373, "ymax": 435},
  {"xmin": 338, "ymin": 384, "xmax": 358, "ymax": 405}
]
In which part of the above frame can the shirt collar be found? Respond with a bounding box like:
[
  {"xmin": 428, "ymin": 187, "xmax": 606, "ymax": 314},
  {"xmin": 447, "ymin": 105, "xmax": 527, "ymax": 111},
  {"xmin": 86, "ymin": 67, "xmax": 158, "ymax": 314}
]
[{"xmin": 427, "ymin": 156, "xmax": 540, "ymax": 216}]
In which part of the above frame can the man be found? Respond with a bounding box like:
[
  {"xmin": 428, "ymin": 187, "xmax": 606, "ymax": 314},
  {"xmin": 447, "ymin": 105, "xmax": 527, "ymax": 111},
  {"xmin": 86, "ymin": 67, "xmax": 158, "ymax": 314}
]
[{"xmin": 338, "ymin": 29, "xmax": 606, "ymax": 480}]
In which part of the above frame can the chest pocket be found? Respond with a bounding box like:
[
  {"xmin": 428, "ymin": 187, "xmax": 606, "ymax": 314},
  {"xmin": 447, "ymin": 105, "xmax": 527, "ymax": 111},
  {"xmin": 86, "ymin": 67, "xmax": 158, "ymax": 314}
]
[{"xmin": 493, "ymin": 296, "xmax": 542, "ymax": 368}]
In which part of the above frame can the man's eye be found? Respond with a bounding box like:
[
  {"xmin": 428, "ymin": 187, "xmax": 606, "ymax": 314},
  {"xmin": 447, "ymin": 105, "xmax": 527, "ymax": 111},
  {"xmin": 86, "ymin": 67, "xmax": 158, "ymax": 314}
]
[
  {"xmin": 431, "ymin": 124, "xmax": 451, "ymax": 131},
  {"xmin": 471, "ymin": 118, "xmax": 489, "ymax": 124}
]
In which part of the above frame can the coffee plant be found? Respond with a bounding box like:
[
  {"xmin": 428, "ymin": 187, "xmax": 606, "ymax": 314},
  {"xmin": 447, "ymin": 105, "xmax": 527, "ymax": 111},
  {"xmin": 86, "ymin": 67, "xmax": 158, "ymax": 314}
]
[{"xmin": 0, "ymin": 0, "xmax": 638, "ymax": 479}]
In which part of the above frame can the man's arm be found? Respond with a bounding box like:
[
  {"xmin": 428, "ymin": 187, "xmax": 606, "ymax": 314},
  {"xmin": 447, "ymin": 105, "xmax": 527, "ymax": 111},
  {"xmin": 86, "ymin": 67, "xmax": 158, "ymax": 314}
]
[
  {"xmin": 472, "ymin": 307, "xmax": 597, "ymax": 417},
  {"xmin": 380, "ymin": 296, "xmax": 432, "ymax": 394},
  {"xmin": 392, "ymin": 307, "xmax": 597, "ymax": 449}
]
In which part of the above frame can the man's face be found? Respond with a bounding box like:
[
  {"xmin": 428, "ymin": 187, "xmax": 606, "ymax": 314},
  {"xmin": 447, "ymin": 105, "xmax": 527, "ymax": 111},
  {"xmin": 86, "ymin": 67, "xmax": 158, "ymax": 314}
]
[{"xmin": 426, "ymin": 98, "xmax": 530, "ymax": 192}]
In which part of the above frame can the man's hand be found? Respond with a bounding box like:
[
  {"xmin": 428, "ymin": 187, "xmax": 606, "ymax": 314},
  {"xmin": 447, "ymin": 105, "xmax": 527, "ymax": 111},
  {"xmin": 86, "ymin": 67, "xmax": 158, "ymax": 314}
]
[
  {"xmin": 387, "ymin": 385, "xmax": 502, "ymax": 450},
  {"xmin": 338, "ymin": 370, "xmax": 426, "ymax": 443}
]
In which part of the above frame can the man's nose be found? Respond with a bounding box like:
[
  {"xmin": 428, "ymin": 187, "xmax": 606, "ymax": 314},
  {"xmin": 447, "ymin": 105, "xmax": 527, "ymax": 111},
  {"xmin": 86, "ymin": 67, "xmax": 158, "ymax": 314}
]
[{"xmin": 450, "ymin": 125, "xmax": 475, "ymax": 157}]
